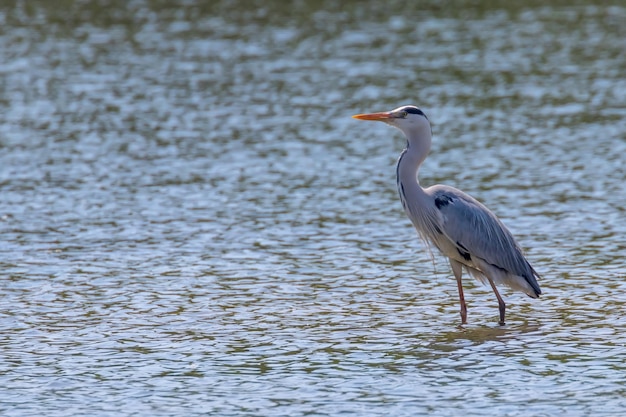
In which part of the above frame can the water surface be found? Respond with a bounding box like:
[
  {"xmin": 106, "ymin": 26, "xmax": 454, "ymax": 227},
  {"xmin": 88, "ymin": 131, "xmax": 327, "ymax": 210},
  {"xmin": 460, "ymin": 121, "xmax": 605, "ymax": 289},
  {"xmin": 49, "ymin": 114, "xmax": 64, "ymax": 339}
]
[{"xmin": 1, "ymin": 1, "xmax": 625, "ymax": 416}]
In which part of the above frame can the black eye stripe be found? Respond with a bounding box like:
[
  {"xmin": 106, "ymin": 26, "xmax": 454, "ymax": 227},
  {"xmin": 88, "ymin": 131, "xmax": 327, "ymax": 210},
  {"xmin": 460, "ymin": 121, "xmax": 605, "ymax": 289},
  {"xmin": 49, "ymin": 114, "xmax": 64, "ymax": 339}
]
[
  {"xmin": 404, "ymin": 107, "xmax": 424, "ymax": 116},
  {"xmin": 402, "ymin": 106, "xmax": 428, "ymax": 120}
]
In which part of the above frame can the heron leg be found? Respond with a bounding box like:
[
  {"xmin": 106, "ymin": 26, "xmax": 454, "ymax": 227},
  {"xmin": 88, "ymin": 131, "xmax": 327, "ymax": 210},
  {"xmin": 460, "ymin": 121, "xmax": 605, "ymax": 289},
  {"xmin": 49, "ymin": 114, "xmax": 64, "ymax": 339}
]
[
  {"xmin": 450, "ymin": 260, "xmax": 467, "ymax": 324},
  {"xmin": 488, "ymin": 280, "xmax": 506, "ymax": 325}
]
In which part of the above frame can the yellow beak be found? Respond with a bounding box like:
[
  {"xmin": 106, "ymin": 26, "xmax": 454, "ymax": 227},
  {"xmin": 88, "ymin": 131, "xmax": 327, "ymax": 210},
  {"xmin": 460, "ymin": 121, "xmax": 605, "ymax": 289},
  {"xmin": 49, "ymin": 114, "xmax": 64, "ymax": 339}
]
[{"xmin": 352, "ymin": 112, "xmax": 394, "ymax": 121}]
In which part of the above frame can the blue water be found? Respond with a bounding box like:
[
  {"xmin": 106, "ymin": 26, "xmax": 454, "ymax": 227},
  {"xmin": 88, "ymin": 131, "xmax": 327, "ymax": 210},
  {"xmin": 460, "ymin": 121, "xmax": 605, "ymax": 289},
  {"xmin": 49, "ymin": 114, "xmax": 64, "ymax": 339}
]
[{"xmin": 1, "ymin": 1, "xmax": 625, "ymax": 416}]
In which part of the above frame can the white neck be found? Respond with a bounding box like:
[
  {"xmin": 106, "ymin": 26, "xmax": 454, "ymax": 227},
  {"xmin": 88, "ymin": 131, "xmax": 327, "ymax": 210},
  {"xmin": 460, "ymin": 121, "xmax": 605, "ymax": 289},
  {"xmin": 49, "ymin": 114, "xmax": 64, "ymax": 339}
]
[
  {"xmin": 394, "ymin": 125, "xmax": 441, "ymax": 241},
  {"xmin": 396, "ymin": 125, "xmax": 432, "ymax": 190},
  {"xmin": 395, "ymin": 125, "xmax": 434, "ymax": 226}
]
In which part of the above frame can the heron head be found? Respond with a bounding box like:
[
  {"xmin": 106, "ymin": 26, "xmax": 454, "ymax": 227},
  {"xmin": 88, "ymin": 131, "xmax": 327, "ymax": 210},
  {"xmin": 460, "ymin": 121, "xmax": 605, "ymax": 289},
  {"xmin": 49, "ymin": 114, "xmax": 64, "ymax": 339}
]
[{"xmin": 352, "ymin": 105, "xmax": 430, "ymax": 136}]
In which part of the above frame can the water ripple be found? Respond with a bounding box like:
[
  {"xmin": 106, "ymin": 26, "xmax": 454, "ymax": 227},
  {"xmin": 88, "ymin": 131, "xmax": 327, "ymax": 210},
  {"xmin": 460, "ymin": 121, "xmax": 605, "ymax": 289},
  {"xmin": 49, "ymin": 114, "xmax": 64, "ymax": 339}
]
[{"xmin": 1, "ymin": 1, "xmax": 625, "ymax": 416}]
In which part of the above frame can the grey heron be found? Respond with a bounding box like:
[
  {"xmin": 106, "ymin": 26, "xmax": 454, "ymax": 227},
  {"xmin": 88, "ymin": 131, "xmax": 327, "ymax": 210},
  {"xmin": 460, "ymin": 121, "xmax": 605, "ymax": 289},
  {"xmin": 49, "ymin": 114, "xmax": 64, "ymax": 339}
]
[{"xmin": 353, "ymin": 105, "xmax": 541, "ymax": 325}]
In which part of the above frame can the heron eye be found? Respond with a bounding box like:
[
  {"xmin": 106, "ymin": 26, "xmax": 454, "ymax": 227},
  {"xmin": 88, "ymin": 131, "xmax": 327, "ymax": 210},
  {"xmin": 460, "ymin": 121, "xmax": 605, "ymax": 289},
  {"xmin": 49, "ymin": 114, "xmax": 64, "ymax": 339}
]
[{"xmin": 402, "ymin": 111, "xmax": 408, "ymax": 118}]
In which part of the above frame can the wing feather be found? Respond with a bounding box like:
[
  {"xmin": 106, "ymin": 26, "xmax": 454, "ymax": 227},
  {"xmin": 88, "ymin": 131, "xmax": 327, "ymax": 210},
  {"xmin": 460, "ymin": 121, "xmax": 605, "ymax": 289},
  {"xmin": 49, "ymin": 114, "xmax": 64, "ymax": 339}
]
[{"xmin": 427, "ymin": 184, "xmax": 541, "ymax": 295}]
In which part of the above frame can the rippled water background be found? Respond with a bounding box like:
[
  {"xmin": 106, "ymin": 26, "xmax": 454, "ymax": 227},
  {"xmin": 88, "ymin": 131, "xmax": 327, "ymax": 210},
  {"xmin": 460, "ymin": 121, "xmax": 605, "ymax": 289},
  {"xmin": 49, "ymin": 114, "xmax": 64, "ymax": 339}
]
[{"xmin": 1, "ymin": 1, "xmax": 625, "ymax": 415}]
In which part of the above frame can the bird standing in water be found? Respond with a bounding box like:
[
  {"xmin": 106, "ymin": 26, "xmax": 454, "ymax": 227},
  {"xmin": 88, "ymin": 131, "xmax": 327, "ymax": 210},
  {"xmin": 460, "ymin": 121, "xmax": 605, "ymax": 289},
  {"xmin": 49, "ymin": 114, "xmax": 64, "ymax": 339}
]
[{"xmin": 352, "ymin": 105, "xmax": 541, "ymax": 325}]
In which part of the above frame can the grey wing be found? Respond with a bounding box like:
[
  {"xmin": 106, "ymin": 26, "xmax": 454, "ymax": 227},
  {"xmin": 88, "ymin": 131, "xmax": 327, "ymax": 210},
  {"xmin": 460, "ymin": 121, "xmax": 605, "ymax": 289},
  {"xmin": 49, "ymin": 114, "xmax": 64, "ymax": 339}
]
[{"xmin": 428, "ymin": 185, "xmax": 541, "ymax": 295}]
